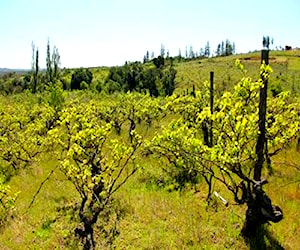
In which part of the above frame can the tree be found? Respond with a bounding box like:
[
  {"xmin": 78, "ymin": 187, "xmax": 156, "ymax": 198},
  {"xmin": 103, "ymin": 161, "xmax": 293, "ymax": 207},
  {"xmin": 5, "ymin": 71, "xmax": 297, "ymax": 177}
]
[
  {"xmin": 31, "ymin": 41, "xmax": 35, "ymax": 74},
  {"xmin": 162, "ymin": 64, "xmax": 176, "ymax": 96},
  {"xmin": 189, "ymin": 46, "xmax": 195, "ymax": 59},
  {"xmin": 221, "ymin": 41, "xmax": 225, "ymax": 56},
  {"xmin": 153, "ymin": 56, "xmax": 165, "ymax": 68},
  {"xmin": 143, "ymin": 68, "xmax": 159, "ymax": 97},
  {"xmin": 52, "ymin": 46, "xmax": 60, "ymax": 81},
  {"xmin": 46, "ymin": 39, "xmax": 53, "ymax": 83},
  {"xmin": 199, "ymin": 48, "xmax": 204, "ymax": 57},
  {"xmin": 160, "ymin": 44, "xmax": 165, "ymax": 58},
  {"xmin": 204, "ymin": 41, "xmax": 210, "ymax": 57},
  {"xmin": 178, "ymin": 48, "xmax": 182, "ymax": 62},
  {"xmin": 71, "ymin": 68, "xmax": 93, "ymax": 90},
  {"xmin": 216, "ymin": 44, "xmax": 221, "ymax": 56},
  {"xmin": 151, "ymin": 51, "xmax": 155, "ymax": 59},
  {"xmin": 225, "ymin": 39, "xmax": 232, "ymax": 56},
  {"xmin": 263, "ymin": 36, "xmax": 273, "ymax": 49},
  {"xmin": 143, "ymin": 51, "xmax": 150, "ymax": 64},
  {"xmin": 31, "ymin": 43, "xmax": 39, "ymax": 94},
  {"xmin": 232, "ymin": 42, "xmax": 236, "ymax": 54}
]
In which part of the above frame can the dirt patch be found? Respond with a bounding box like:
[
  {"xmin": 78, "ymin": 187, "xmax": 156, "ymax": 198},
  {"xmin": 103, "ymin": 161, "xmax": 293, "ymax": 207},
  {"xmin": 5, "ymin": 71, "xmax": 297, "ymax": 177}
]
[{"xmin": 241, "ymin": 56, "xmax": 277, "ymax": 62}]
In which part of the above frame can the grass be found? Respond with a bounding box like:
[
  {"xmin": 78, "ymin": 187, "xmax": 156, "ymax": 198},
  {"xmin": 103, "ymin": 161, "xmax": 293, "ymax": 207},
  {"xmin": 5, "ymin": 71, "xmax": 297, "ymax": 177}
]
[
  {"xmin": 174, "ymin": 50, "xmax": 300, "ymax": 96},
  {"xmin": 1, "ymin": 145, "xmax": 299, "ymax": 249},
  {"xmin": 0, "ymin": 156, "xmax": 77, "ymax": 249}
]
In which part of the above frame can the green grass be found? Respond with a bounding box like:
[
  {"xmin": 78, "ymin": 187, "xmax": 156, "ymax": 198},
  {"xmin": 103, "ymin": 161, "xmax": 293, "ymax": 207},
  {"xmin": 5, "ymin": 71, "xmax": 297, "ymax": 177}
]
[
  {"xmin": 1, "ymin": 145, "xmax": 299, "ymax": 249},
  {"xmin": 174, "ymin": 50, "xmax": 300, "ymax": 96},
  {"xmin": 0, "ymin": 156, "xmax": 77, "ymax": 249}
]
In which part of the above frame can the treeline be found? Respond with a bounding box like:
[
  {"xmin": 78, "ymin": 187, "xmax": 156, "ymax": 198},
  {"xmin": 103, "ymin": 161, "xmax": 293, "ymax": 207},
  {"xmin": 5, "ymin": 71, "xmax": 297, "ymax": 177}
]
[
  {"xmin": 104, "ymin": 57, "xmax": 176, "ymax": 96},
  {"xmin": 0, "ymin": 39, "xmax": 177, "ymax": 97},
  {"xmin": 0, "ymin": 39, "xmax": 62, "ymax": 94},
  {"xmin": 144, "ymin": 39, "xmax": 236, "ymax": 62},
  {"xmin": 0, "ymin": 38, "xmax": 236, "ymax": 95},
  {"xmin": 215, "ymin": 39, "xmax": 235, "ymax": 56}
]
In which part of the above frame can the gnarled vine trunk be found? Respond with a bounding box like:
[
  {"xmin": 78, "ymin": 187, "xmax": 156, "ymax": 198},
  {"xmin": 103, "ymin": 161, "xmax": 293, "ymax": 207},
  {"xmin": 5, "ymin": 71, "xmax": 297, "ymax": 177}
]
[
  {"xmin": 242, "ymin": 49, "xmax": 283, "ymax": 237},
  {"xmin": 241, "ymin": 180, "xmax": 283, "ymax": 237}
]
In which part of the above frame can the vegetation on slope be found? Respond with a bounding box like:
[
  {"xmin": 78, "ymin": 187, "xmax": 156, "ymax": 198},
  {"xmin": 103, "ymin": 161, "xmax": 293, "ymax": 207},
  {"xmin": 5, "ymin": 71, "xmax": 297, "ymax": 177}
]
[{"xmin": 0, "ymin": 50, "xmax": 299, "ymax": 249}]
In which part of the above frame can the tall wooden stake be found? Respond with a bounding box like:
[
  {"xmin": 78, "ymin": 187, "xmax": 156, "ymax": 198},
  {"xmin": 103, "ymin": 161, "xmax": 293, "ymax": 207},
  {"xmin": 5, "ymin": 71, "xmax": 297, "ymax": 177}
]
[
  {"xmin": 254, "ymin": 49, "xmax": 269, "ymax": 181},
  {"xmin": 209, "ymin": 71, "xmax": 214, "ymax": 147}
]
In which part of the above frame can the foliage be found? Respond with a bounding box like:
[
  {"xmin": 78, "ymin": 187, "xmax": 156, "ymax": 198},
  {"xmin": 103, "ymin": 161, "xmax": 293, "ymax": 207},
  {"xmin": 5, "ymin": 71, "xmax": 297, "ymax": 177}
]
[
  {"xmin": 46, "ymin": 83, "xmax": 65, "ymax": 112},
  {"xmin": 0, "ymin": 97, "xmax": 56, "ymax": 176},
  {"xmin": 104, "ymin": 59, "xmax": 176, "ymax": 96},
  {"xmin": 148, "ymin": 61, "xmax": 300, "ymax": 232},
  {"xmin": 263, "ymin": 36, "xmax": 273, "ymax": 50},
  {"xmin": 0, "ymin": 73, "xmax": 27, "ymax": 95},
  {"xmin": 0, "ymin": 94, "xmax": 58, "ymax": 231},
  {"xmin": 216, "ymin": 39, "xmax": 235, "ymax": 56},
  {"xmin": 0, "ymin": 175, "xmax": 18, "ymax": 228},
  {"xmin": 153, "ymin": 56, "xmax": 165, "ymax": 68},
  {"xmin": 46, "ymin": 39, "xmax": 61, "ymax": 84},
  {"xmin": 47, "ymin": 94, "xmax": 153, "ymax": 248},
  {"xmin": 71, "ymin": 68, "xmax": 93, "ymax": 90}
]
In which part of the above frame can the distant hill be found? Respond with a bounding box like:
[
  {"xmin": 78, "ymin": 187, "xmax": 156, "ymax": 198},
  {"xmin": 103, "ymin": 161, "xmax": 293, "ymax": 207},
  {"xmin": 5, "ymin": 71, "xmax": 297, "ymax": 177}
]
[
  {"xmin": 0, "ymin": 68, "xmax": 29, "ymax": 74},
  {"xmin": 0, "ymin": 68, "xmax": 11, "ymax": 73}
]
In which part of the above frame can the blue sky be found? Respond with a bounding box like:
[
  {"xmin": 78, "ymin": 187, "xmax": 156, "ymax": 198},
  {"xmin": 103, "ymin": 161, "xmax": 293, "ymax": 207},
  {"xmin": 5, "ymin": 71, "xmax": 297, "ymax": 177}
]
[{"xmin": 0, "ymin": 0, "xmax": 299, "ymax": 69}]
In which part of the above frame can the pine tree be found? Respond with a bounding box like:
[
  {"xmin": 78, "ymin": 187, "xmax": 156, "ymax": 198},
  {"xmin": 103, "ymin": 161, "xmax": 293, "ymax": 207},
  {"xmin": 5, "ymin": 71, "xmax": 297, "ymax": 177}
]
[
  {"xmin": 33, "ymin": 48, "xmax": 39, "ymax": 93},
  {"xmin": 199, "ymin": 48, "xmax": 204, "ymax": 57},
  {"xmin": 221, "ymin": 41, "xmax": 225, "ymax": 56},
  {"xmin": 225, "ymin": 39, "xmax": 231, "ymax": 56},
  {"xmin": 204, "ymin": 41, "xmax": 210, "ymax": 57},
  {"xmin": 232, "ymin": 42, "xmax": 236, "ymax": 54},
  {"xmin": 160, "ymin": 44, "xmax": 165, "ymax": 58},
  {"xmin": 46, "ymin": 39, "xmax": 53, "ymax": 83},
  {"xmin": 151, "ymin": 51, "xmax": 155, "ymax": 59},
  {"xmin": 52, "ymin": 46, "xmax": 60, "ymax": 81},
  {"xmin": 178, "ymin": 48, "xmax": 182, "ymax": 62},
  {"xmin": 189, "ymin": 46, "xmax": 195, "ymax": 59},
  {"xmin": 263, "ymin": 36, "xmax": 273, "ymax": 49},
  {"xmin": 30, "ymin": 42, "xmax": 39, "ymax": 93},
  {"xmin": 216, "ymin": 44, "xmax": 221, "ymax": 56}
]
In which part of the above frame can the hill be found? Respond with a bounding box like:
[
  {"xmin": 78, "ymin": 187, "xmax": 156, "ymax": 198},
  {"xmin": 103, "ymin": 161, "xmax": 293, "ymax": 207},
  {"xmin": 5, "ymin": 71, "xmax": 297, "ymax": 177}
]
[
  {"xmin": 86, "ymin": 49, "xmax": 300, "ymax": 96},
  {"xmin": 174, "ymin": 50, "xmax": 300, "ymax": 95}
]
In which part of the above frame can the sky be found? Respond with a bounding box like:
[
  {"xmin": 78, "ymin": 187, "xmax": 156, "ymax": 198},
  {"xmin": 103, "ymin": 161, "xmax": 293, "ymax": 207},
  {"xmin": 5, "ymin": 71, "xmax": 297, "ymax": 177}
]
[{"xmin": 0, "ymin": 0, "xmax": 299, "ymax": 69}]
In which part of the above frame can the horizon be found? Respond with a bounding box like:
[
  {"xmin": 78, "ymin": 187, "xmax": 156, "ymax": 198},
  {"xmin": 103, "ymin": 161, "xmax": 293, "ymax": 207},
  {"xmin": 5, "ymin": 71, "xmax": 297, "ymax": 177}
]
[{"xmin": 1, "ymin": 0, "xmax": 300, "ymax": 69}]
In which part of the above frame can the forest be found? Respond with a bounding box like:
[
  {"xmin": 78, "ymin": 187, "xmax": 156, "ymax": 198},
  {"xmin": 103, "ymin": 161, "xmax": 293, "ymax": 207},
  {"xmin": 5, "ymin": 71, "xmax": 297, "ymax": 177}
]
[{"xmin": 0, "ymin": 38, "xmax": 300, "ymax": 249}]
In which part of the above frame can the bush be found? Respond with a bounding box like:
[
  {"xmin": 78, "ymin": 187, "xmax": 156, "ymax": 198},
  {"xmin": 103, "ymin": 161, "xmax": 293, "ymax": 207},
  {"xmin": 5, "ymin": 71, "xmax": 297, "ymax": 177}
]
[{"xmin": 71, "ymin": 68, "xmax": 93, "ymax": 90}]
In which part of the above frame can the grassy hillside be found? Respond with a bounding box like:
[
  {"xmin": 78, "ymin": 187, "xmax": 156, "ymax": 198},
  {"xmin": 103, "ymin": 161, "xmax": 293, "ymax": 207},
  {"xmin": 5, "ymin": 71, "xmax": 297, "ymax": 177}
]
[
  {"xmin": 175, "ymin": 50, "xmax": 300, "ymax": 95},
  {"xmin": 0, "ymin": 51, "xmax": 299, "ymax": 249},
  {"xmin": 85, "ymin": 49, "xmax": 300, "ymax": 96}
]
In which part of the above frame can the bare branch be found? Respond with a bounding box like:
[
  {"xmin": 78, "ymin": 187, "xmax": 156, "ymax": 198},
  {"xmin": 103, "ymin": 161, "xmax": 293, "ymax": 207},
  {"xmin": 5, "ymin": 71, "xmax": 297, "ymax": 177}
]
[{"xmin": 27, "ymin": 165, "xmax": 59, "ymax": 211}]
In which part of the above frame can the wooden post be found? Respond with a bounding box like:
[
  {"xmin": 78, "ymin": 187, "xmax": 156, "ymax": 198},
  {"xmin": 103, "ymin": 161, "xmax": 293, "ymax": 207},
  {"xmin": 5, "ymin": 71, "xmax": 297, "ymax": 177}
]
[
  {"xmin": 254, "ymin": 49, "xmax": 269, "ymax": 181},
  {"xmin": 209, "ymin": 71, "xmax": 214, "ymax": 147}
]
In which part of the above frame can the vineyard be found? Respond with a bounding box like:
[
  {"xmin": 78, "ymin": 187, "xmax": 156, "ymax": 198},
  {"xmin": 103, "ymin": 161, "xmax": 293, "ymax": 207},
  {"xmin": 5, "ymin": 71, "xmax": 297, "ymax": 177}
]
[{"xmin": 0, "ymin": 51, "xmax": 300, "ymax": 249}]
